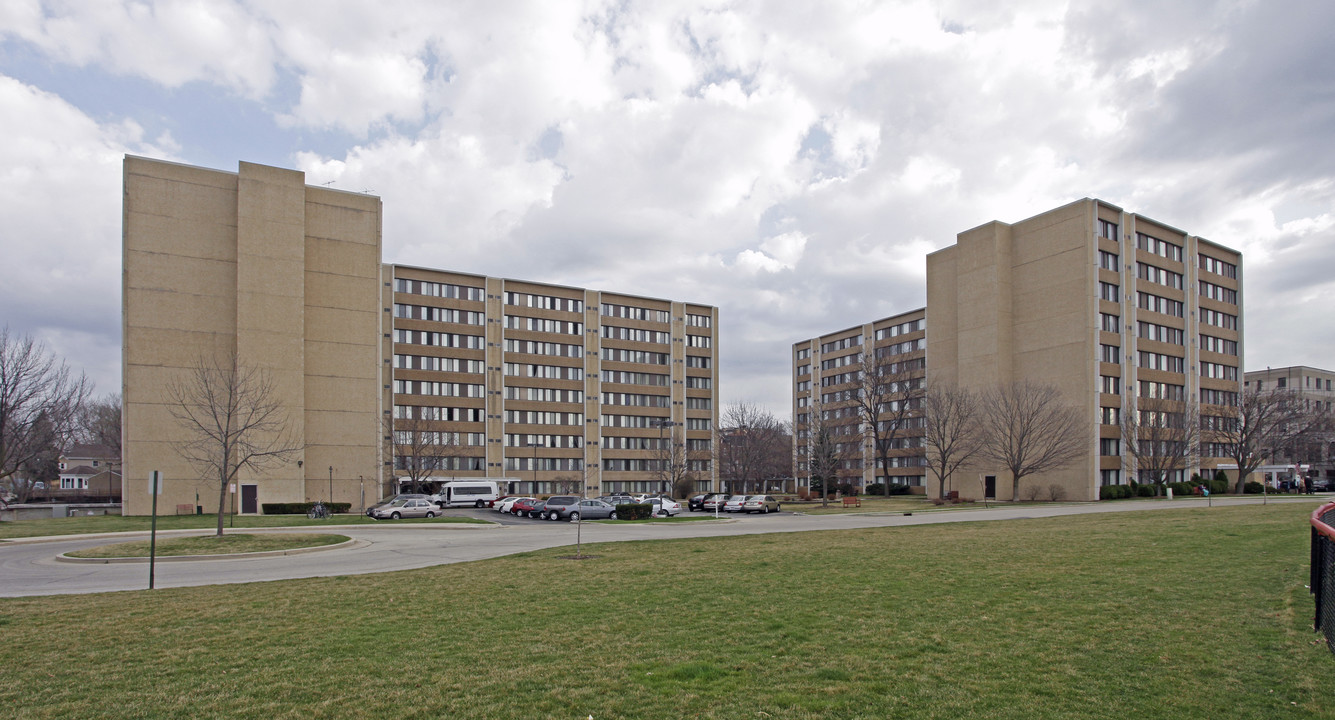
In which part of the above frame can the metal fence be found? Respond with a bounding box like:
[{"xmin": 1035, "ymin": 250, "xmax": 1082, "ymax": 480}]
[{"xmin": 1310, "ymin": 502, "xmax": 1335, "ymax": 653}]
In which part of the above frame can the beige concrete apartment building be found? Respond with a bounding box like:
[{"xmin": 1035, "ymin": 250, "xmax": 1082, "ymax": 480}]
[
  {"xmin": 793, "ymin": 199, "xmax": 1243, "ymax": 502},
  {"xmin": 792, "ymin": 309, "xmax": 927, "ymax": 490},
  {"xmin": 384, "ymin": 265, "xmax": 719, "ymax": 497},
  {"xmin": 122, "ymin": 157, "xmax": 717, "ymax": 515},
  {"xmin": 1243, "ymin": 366, "xmax": 1335, "ymax": 482}
]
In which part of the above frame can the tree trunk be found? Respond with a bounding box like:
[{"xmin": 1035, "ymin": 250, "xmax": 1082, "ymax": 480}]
[{"xmin": 216, "ymin": 468, "xmax": 228, "ymax": 536}]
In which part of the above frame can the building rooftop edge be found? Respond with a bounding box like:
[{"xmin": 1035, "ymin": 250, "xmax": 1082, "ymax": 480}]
[{"xmin": 385, "ymin": 263, "xmax": 718, "ymax": 310}]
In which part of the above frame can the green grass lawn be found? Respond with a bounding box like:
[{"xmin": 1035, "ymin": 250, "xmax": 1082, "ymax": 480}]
[
  {"xmin": 0, "ymin": 512, "xmax": 489, "ymax": 539},
  {"xmin": 66, "ymin": 533, "xmax": 350, "ymax": 558},
  {"xmin": 2, "ymin": 503, "xmax": 1332, "ymax": 718}
]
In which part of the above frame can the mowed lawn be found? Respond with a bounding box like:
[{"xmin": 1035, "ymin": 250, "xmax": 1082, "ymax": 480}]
[{"xmin": 2, "ymin": 503, "xmax": 1331, "ymax": 719}]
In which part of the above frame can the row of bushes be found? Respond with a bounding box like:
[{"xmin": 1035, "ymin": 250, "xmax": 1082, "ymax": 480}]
[
  {"xmin": 613, "ymin": 503, "xmax": 653, "ymax": 520},
  {"xmin": 863, "ymin": 483, "xmax": 914, "ymax": 496},
  {"xmin": 1099, "ymin": 476, "xmax": 1234, "ymax": 500},
  {"xmin": 261, "ymin": 502, "xmax": 353, "ymax": 515}
]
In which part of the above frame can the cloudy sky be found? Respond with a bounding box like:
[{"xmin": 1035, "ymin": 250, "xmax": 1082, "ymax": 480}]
[{"xmin": 2, "ymin": 0, "xmax": 1333, "ymax": 417}]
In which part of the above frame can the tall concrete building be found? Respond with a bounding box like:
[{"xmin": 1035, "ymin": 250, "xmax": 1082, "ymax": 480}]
[
  {"xmin": 384, "ymin": 265, "xmax": 719, "ymax": 497},
  {"xmin": 122, "ymin": 157, "xmax": 718, "ymax": 515},
  {"xmin": 792, "ymin": 309, "xmax": 927, "ymax": 490},
  {"xmin": 793, "ymin": 199, "xmax": 1243, "ymax": 502},
  {"xmin": 123, "ymin": 157, "xmax": 384, "ymax": 516},
  {"xmin": 1243, "ymin": 366, "xmax": 1335, "ymax": 483}
]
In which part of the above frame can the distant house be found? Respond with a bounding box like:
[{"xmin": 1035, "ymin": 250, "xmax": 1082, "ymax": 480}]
[{"xmin": 57, "ymin": 444, "xmax": 121, "ymax": 501}]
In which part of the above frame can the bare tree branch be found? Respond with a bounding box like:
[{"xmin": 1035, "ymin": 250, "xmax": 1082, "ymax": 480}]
[
  {"xmin": 922, "ymin": 381, "xmax": 983, "ymax": 500},
  {"xmin": 1209, "ymin": 384, "xmax": 1329, "ymax": 493},
  {"xmin": 1121, "ymin": 396, "xmax": 1200, "ymax": 490},
  {"xmin": 0, "ymin": 327, "xmax": 91, "ymax": 503},
  {"xmin": 167, "ymin": 352, "xmax": 302, "ymax": 535},
  {"xmin": 979, "ymin": 380, "xmax": 1086, "ymax": 502},
  {"xmin": 386, "ymin": 408, "xmax": 465, "ymax": 494},
  {"xmin": 850, "ymin": 352, "xmax": 925, "ymax": 495},
  {"xmin": 719, "ymin": 401, "xmax": 789, "ymax": 495}
]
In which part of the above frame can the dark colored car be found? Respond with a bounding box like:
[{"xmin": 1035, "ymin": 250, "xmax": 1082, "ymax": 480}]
[
  {"xmin": 511, "ymin": 497, "xmax": 546, "ymax": 518},
  {"xmin": 694, "ymin": 493, "xmax": 729, "ymax": 512}
]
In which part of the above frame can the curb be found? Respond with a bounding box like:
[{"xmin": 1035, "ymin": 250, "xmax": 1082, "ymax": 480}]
[
  {"xmin": 54, "ymin": 537, "xmax": 369, "ymax": 564},
  {"xmin": 0, "ymin": 520, "xmax": 498, "ymax": 545}
]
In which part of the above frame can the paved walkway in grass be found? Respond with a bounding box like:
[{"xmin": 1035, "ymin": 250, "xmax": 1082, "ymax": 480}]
[{"xmin": 0, "ymin": 495, "xmax": 1324, "ymax": 597}]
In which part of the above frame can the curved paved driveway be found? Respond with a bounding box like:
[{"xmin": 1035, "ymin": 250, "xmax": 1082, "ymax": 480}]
[{"xmin": 0, "ymin": 496, "xmax": 1322, "ymax": 597}]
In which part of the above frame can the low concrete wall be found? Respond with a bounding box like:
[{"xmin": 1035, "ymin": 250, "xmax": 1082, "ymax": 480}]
[{"xmin": 0, "ymin": 503, "xmax": 122, "ymax": 522}]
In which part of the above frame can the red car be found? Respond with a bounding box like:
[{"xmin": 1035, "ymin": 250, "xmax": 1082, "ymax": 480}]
[{"xmin": 510, "ymin": 497, "xmax": 546, "ymax": 518}]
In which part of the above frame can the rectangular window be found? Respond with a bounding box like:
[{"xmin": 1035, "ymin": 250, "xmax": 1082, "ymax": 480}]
[
  {"xmin": 1100, "ymin": 438, "xmax": 1120, "ymax": 456},
  {"xmin": 1099, "ymin": 250, "xmax": 1120, "ymax": 271},
  {"xmin": 1199, "ymin": 280, "xmax": 1238, "ymax": 305},
  {"xmin": 394, "ymin": 278, "xmax": 485, "ymax": 301},
  {"xmin": 1100, "ymin": 469, "xmax": 1122, "ymax": 486},
  {"xmin": 1136, "ymin": 262, "xmax": 1184, "ymax": 289},
  {"xmin": 1199, "ymin": 335, "xmax": 1239, "ymax": 356},
  {"xmin": 1138, "ymin": 351, "xmax": 1185, "ymax": 373},
  {"xmin": 601, "ymin": 370, "xmax": 669, "ymax": 386},
  {"xmin": 1099, "ymin": 282, "xmax": 1120, "ymax": 302},
  {"xmin": 602, "ymin": 348, "xmax": 670, "ymax": 365},
  {"xmin": 1100, "ymin": 375, "xmax": 1121, "ymax": 394},
  {"xmin": 796, "ymin": 348, "xmax": 810, "ymax": 360},
  {"xmin": 1199, "ymin": 255, "xmax": 1238, "ymax": 279},
  {"xmin": 1136, "ymin": 232, "xmax": 1183, "ymax": 262},
  {"xmin": 1100, "ymin": 313, "xmax": 1120, "ymax": 333},
  {"xmin": 685, "ymin": 313, "xmax": 712, "ymax": 328},
  {"xmin": 686, "ymin": 355, "xmax": 712, "ymax": 369},
  {"xmin": 601, "ymin": 303, "xmax": 670, "ymax": 323},
  {"xmin": 1100, "ymin": 344, "xmax": 1121, "ymax": 364},
  {"xmin": 1100, "ymin": 406, "xmax": 1120, "ymax": 425},
  {"xmin": 686, "ymin": 334, "xmax": 712, "ymax": 348},
  {"xmin": 505, "ymin": 291, "xmax": 583, "ymax": 313},
  {"xmin": 1136, "ymin": 292, "xmax": 1184, "ymax": 318},
  {"xmin": 1098, "ymin": 219, "xmax": 1119, "ymax": 242}
]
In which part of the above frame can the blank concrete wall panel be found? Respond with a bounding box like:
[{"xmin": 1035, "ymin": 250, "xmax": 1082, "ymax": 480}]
[
  {"xmin": 124, "ymin": 250, "xmax": 236, "ymax": 298},
  {"xmin": 303, "ymin": 411, "xmax": 380, "ymax": 447},
  {"xmin": 305, "ymin": 273, "xmax": 381, "ymax": 312},
  {"xmin": 304, "ymin": 340, "xmax": 380, "ymax": 380},
  {"xmin": 124, "ymin": 288, "xmax": 237, "ymax": 336},
  {"xmin": 123, "ymin": 326, "xmax": 235, "ymax": 367},
  {"xmin": 304, "ymin": 305, "xmax": 378, "ymax": 344},
  {"xmin": 123, "ymin": 211, "xmax": 238, "ymax": 262},
  {"xmin": 305, "ymin": 375, "xmax": 379, "ymax": 412}
]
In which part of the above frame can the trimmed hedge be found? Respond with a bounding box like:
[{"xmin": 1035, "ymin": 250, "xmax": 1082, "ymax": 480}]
[
  {"xmin": 864, "ymin": 483, "xmax": 913, "ymax": 497},
  {"xmin": 262, "ymin": 502, "xmax": 352, "ymax": 515},
  {"xmin": 615, "ymin": 503, "xmax": 653, "ymax": 520},
  {"xmin": 1100, "ymin": 484, "xmax": 1133, "ymax": 500},
  {"xmin": 1244, "ymin": 481, "xmax": 1264, "ymax": 494}
]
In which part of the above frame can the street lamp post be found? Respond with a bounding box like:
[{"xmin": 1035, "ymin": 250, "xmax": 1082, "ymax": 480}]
[{"xmin": 328, "ymin": 466, "xmax": 333, "ymax": 505}]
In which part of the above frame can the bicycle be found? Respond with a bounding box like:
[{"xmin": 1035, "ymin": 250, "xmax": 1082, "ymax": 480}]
[{"xmin": 308, "ymin": 501, "xmax": 329, "ymax": 520}]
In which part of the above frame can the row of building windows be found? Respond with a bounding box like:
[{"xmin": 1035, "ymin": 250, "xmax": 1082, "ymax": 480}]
[
  {"xmin": 1139, "ymin": 351, "xmax": 1184, "ymax": 373},
  {"xmin": 394, "ymin": 355, "xmax": 485, "ymax": 373},
  {"xmin": 1199, "ymin": 255, "xmax": 1238, "ymax": 278},
  {"xmin": 875, "ymin": 318, "xmax": 924, "ymax": 340},
  {"xmin": 1139, "ymin": 381, "xmax": 1186, "ymax": 401},
  {"xmin": 505, "ymin": 339, "xmax": 583, "ymax": 357},
  {"xmin": 1200, "ymin": 308, "xmax": 1238, "ymax": 330},
  {"xmin": 1137, "ymin": 262, "xmax": 1184, "ymax": 290},
  {"xmin": 821, "ymin": 371, "xmax": 858, "ymax": 387},
  {"xmin": 395, "ymin": 405, "xmax": 486, "ymax": 422},
  {"xmin": 876, "ymin": 338, "xmax": 925, "ymax": 358},
  {"xmin": 603, "ymin": 325, "xmax": 670, "ymax": 343},
  {"xmin": 1201, "ymin": 388, "xmax": 1239, "ymax": 406},
  {"xmin": 504, "ymin": 363, "xmax": 584, "ymax": 380},
  {"xmin": 505, "ymin": 434, "xmax": 584, "ymax": 448},
  {"xmin": 603, "ymin": 348, "xmax": 670, "ymax": 365},
  {"xmin": 1138, "ymin": 292, "xmax": 1185, "ymax": 318},
  {"xmin": 1137, "ymin": 232, "xmax": 1183, "ymax": 262},
  {"xmin": 602, "ymin": 370, "xmax": 668, "ymax": 386},
  {"xmin": 602, "ymin": 392, "xmax": 669, "ymax": 408},
  {"xmin": 687, "ymin": 334, "xmax": 712, "ymax": 348},
  {"xmin": 394, "ymin": 329, "xmax": 485, "ymax": 348},
  {"xmin": 1200, "ymin": 335, "xmax": 1238, "ymax": 356},
  {"xmin": 1199, "ymin": 280, "xmax": 1237, "ymax": 304},
  {"xmin": 506, "ymin": 316, "xmax": 583, "ymax": 335},
  {"xmin": 394, "ymin": 456, "xmax": 486, "ymax": 471},
  {"xmin": 394, "ymin": 380, "xmax": 486, "ymax": 398},
  {"xmin": 687, "ymin": 313, "xmax": 712, "ymax": 328},
  {"xmin": 395, "ymin": 278, "xmax": 485, "ymax": 301},
  {"xmin": 1201, "ymin": 362, "xmax": 1239, "ymax": 380},
  {"xmin": 505, "ymin": 410, "xmax": 584, "ymax": 425},
  {"xmin": 686, "ymin": 376, "xmax": 712, "ymax": 389},
  {"xmin": 821, "ymin": 353, "xmax": 860, "ymax": 371},
  {"xmin": 602, "ymin": 436, "xmax": 669, "ymax": 450},
  {"xmin": 394, "ymin": 304, "xmax": 485, "ymax": 325},
  {"xmin": 686, "ymin": 355, "xmax": 713, "ymax": 369},
  {"xmin": 505, "ymin": 291, "xmax": 583, "ymax": 313},
  {"xmin": 821, "ymin": 335, "xmax": 862, "ymax": 353},
  {"xmin": 506, "ymin": 387, "xmax": 584, "ymax": 403},
  {"xmin": 507, "ymin": 457, "xmax": 585, "ymax": 471},
  {"xmin": 601, "ymin": 303, "xmax": 669, "ymax": 323},
  {"xmin": 394, "ymin": 431, "xmax": 485, "ymax": 446},
  {"xmin": 1139, "ymin": 321, "xmax": 1184, "ymax": 345}
]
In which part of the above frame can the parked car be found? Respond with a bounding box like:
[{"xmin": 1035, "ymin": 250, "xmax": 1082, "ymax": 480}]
[
  {"xmin": 366, "ymin": 494, "xmax": 428, "ymax": 518},
  {"xmin": 687, "ymin": 493, "xmax": 710, "ymax": 511},
  {"xmin": 600, "ymin": 494, "xmax": 636, "ymax": 507},
  {"xmin": 541, "ymin": 496, "xmax": 581, "ymax": 520},
  {"xmin": 549, "ymin": 498, "xmax": 619, "ymax": 521},
  {"xmin": 645, "ymin": 497, "xmax": 682, "ymax": 517},
  {"xmin": 722, "ymin": 495, "xmax": 749, "ymax": 513},
  {"xmin": 510, "ymin": 497, "xmax": 545, "ymax": 518},
  {"xmin": 369, "ymin": 496, "xmax": 437, "ymax": 520},
  {"xmin": 742, "ymin": 495, "xmax": 781, "ymax": 514},
  {"xmin": 1313, "ymin": 478, "xmax": 1333, "ymax": 492},
  {"xmin": 697, "ymin": 493, "xmax": 729, "ymax": 512},
  {"xmin": 495, "ymin": 496, "xmax": 528, "ymax": 513}
]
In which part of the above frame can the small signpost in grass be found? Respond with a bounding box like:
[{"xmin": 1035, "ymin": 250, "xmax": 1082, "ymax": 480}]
[{"xmin": 148, "ymin": 471, "xmax": 163, "ymax": 590}]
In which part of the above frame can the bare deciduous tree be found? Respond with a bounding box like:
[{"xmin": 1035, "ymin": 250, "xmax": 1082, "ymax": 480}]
[
  {"xmin": 978, "ymin": 381, "xmax": 1086, "ymax": 502},
  {"xmin": 922, "ymin": 382, "xmax": 983, "ymax": 500},
  {"xmin": 719, "ymin": 401, "xmax": 788, "ymax": 495},
  {"xmin": 807, "ymin": 403, "xmax": 840, "ymax": 509},
  {"xmin": 1210, "ymin": 385, "xmax": 1328, "ymax": 493},
  {"xmin": 79, "ymin": 392, "xmax": 122, "ymax": 465},
  {"xmin": 168, "ymin": 352, "xmax": 301, "ymax": 536},
  {"xmin": 0, "ymin": 327, "xmax": 91, "ymax": 504},
  {"xmin": 387, "ymin": 409, "xmax": 464, "ymax": 495},
  {"xmin": 650, "ymin": 424, "xmax": 690, "ymax": 497},
  {"xmin": 1121, "ymin": 396, "xmax": 1200, "ymax": 492},
  {"xmin": 851, "ymin": 353, "xmax": 925, "ymax": 495}
]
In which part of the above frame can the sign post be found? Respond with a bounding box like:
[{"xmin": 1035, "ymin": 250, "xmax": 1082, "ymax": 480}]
[{"xmin": 148, "ymin": 471, "xmax": 163, "ymax": 590}]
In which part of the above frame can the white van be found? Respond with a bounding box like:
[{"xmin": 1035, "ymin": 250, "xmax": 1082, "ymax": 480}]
[{"xmin": 430, "ymin": 480, "xmax": 501, "ymax": 508}]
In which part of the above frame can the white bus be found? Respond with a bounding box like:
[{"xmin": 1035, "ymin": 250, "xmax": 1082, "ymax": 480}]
[{"xmin": 428, "ymin": 480, "xmax": 501, "ymax": 508}]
